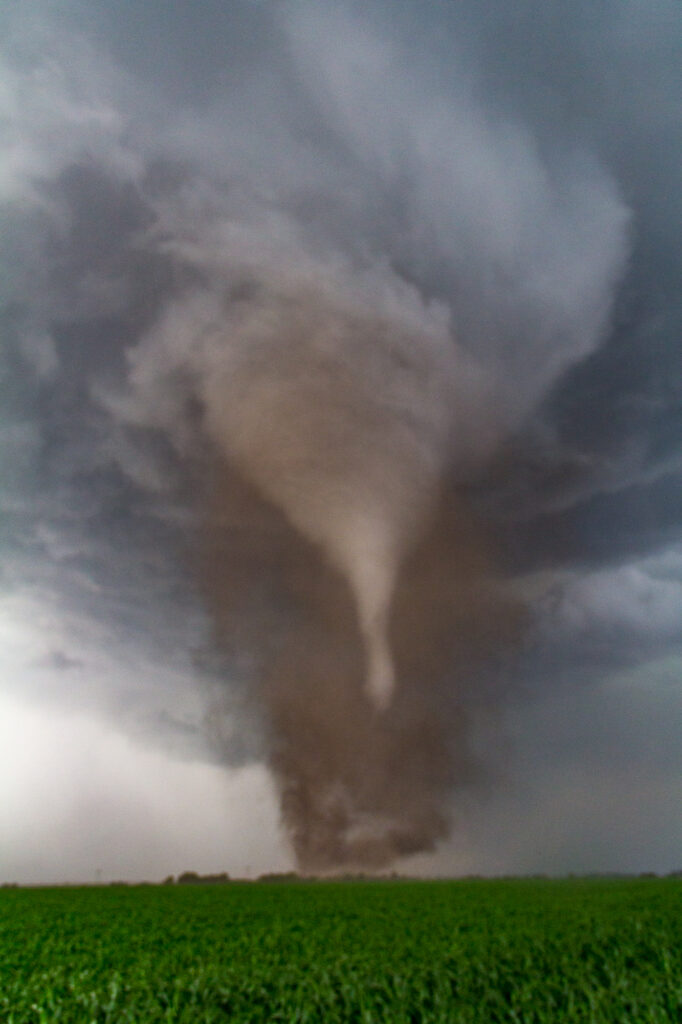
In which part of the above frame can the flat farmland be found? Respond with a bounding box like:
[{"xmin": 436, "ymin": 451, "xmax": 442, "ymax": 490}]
[{"xmin": 2, "ymin": 878, "xmax": 681, "ymax": 1022}]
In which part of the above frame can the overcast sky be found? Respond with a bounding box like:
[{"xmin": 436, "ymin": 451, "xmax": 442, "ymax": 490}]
[{"xmin": 2, "ymin": 0, "xmax": 681, "ymax": 883}]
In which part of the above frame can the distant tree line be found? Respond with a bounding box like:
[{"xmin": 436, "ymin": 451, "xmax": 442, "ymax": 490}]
[{"xmin": 164, "ymin": 872, "xmax": 232, "ymax": 885}]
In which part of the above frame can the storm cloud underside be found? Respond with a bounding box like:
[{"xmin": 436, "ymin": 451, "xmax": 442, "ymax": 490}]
[{"xmin": 2, "ymin": 0, "xmax": 682, "ymax": 877}]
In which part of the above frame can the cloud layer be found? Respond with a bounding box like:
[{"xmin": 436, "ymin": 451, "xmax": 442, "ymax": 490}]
[{"xmin": 1, "ymin": 0, "xmax": 681, "ymax": 879}]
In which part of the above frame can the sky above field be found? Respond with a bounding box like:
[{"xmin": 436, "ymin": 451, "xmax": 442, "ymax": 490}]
[{"xmin": 1, "ymin": 0, "xmax": 682, "ymax": 883}]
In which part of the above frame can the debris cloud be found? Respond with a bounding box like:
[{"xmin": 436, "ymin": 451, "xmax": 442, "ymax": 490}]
[{"xmin": 200, "ymin": 453, "xmax": 523, "ymax": 871}]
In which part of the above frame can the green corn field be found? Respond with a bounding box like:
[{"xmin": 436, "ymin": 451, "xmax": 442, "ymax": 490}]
[{"xmin": 2, "ymin": 877, "xmax": 681, "ymax": 1022}]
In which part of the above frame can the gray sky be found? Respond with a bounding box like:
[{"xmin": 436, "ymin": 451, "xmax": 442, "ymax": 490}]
[{"xmin": 1, "ymin": 0, "xmax": 681, "ymax": 882}]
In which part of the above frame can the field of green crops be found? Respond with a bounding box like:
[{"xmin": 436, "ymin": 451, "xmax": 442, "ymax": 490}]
[{"xmin": 2, "ymin": 877, "xmax": 681, "ymax": 1022}]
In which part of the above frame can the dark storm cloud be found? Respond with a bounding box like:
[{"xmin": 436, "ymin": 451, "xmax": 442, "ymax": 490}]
[{"xmin": 2, "ymin": 0, "xmax": 681, "ymax": 873}]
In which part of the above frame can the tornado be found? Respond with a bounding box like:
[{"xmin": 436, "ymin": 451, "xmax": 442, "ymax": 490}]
[{"xmin": 183, "ymin": 264, "xmax": 523, "ymax": 872}]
